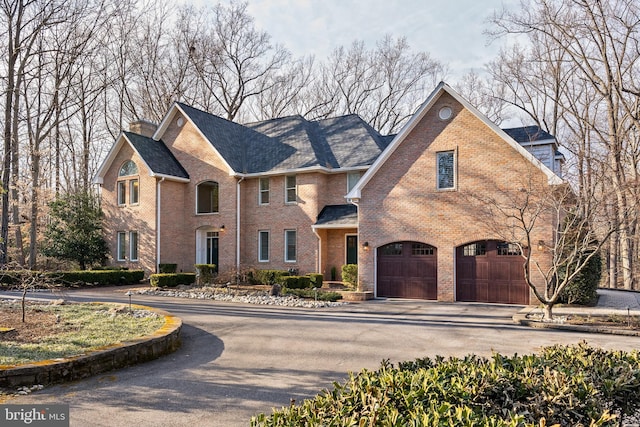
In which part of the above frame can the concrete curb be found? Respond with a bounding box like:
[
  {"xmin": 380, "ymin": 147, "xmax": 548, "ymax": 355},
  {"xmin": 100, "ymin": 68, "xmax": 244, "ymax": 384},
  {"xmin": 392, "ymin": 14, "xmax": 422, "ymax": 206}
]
[
  {"xmin": 0, "ymin": 303, "xmax": 182, "ymax": 389},
  {"xmin": 513, "ymin": 309, "xmax": 640, "ymax": 337}
]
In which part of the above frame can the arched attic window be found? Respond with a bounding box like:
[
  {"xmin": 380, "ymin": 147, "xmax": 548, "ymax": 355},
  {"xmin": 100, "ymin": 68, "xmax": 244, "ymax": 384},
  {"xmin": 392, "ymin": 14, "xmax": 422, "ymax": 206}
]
[
  {"xmin": 197, "ymin": 181, "xmax": 219, "ymax": 214},
  {"xmin": 117, "ymin": 160, "xmax": 139, "ymax": 205},
  {"xmin": 119, "ymin": 160, "xmax": 138, "ymax": 176}
]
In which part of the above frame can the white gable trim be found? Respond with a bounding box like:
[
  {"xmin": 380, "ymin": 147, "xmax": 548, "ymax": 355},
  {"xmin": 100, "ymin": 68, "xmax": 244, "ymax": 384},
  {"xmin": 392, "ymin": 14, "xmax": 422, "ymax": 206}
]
[
  {"xmin": 346, "ymin": 82, "xmax": 563, "ymax": 200},
  {"xmin": 154, "ymin": 103, "xmax": 236, "ymax": 175}
]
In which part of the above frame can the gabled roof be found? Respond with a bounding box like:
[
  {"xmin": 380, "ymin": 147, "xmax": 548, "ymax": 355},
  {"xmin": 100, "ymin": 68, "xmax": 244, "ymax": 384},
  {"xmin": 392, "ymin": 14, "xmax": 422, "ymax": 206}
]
[
  {"xmin": 346, "ymin": 82, "xmax": 564, "ymax": 200},
  {"xmin": 153, "ymin": 103, "xmax": 392, "ymax": 176},
  {"xmin": 124, "ymin": 132, "xmax": 189, "ymax": 180},
  {"xmin": 313, "ymin": 204, "xmax": 358, "ymax": 229},
  {"xmin": 503, "ymin": 126, "xmax": 555, "ymax": 144},
  {"xmin": 93, "ymin": 132, "xmax": 189, "ymax": 184}
]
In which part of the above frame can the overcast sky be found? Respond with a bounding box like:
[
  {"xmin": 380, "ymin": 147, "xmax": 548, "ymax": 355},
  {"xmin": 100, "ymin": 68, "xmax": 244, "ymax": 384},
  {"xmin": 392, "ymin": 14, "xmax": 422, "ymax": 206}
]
[{"xmin": 246, "ymin": 0, "xmax": 520, "ymax": 80}]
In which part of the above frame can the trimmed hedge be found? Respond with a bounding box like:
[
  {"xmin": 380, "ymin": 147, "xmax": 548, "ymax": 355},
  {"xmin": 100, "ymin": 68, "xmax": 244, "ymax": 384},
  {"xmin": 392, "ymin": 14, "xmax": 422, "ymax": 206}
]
[
  {"xmin": 150, "ymin": 273, "xmax": 196, "ymax": 288},
  {"xmin": 308, "ymin": 273, "xmax": 323, "ymax": 288},
  {"xmin": 55, "ymin": 270, "xmax": 144, "ymax": 286},
  {"xmin": 249, "ymin": 269, "xmax": 290, "ymax": 285},
  {"xmin": 158, "ymin": 263, "xmax": 178, "ymax": 274},
  {"xmin": 282, "ymin": 275, "xmax": 311, "ymax": 289},
  {"xmin": 252, "ymin": 343, "xmax": 640, "ymax": 426},
  {"xmin": 0, "ymin": 270, "xmax": 144, "ymax": 287},
  {"xmin": 195, "ymin": 264, "xmax": 217, "ymax": 285}
]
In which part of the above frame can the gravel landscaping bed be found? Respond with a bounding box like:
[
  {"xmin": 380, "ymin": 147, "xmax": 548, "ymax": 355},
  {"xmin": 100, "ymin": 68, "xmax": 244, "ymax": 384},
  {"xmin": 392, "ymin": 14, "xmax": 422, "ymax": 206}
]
[{"xmin": 135, "ymin": 286, "xmax": 349, "ymax": 308}]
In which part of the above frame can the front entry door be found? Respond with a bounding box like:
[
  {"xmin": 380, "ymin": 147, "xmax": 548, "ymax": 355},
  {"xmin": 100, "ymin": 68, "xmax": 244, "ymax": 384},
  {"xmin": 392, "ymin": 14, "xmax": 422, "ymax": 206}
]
[
  {"xmin": 346, "ymin": 235, "xmax": 358, "ymax": 264},
  {"xmin": 206, "ymin": 231, "xmax": 219, "ymax": 272}
]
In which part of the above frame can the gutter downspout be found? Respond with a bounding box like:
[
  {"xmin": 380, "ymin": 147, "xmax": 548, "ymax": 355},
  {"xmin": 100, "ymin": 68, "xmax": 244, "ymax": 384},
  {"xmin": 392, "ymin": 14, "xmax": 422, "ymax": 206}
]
[
  {"xmin": 156, "ymin": 177, "xmax": 165, "ymax": 273},
  {"xmin": 312, "ymin": 226, "xmax": 321, "ymax": 275},
  {"xmin": 347, "ymin": 197, "xmax": 362, "ymax": 293},
  {"xmin": 236, "ymin": 176, "xmax": 245, "ymax": 274}
]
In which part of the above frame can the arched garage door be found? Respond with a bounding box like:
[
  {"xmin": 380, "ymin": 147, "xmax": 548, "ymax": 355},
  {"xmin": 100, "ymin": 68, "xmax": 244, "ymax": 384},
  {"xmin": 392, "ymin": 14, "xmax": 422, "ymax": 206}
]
[
  {"xmin": 456, "ymin": 240, "xmax": 529, "ymax": 304},
  {"xmin": 377, "ymin": 241, "xmax": 437, "ymax": 299}
]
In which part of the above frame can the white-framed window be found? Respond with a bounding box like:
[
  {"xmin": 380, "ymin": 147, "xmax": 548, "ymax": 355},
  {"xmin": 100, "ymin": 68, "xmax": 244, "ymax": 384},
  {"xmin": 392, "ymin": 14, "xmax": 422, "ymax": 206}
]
[
  {"xmin": 259, "ymin": 177, "xmax": 270, "ymax": 205},
  {"xmin": 197, "ymin": 181, "xmax": 219, "ymax": 214},
  {"xmin": 284, "ymin": 229, "xmax": 296, "ymax": 262},
  {"xmin": 347, "ymin": 172, "xmax": 361, "ymax": 192},
  {"xmin": 117, "ymin": 181, "xmax": 126, "ymax": 206},
  {"xmin": 117, "ymin": 232, "xmax": 126, "ymax": 261},
  {"xmin": 129, "ymin": 179, "xmax": 139, "ymax": 205},
  {"xmin": 117, "ymin": 161, "xmax": 139, "ymax": 206},
  {"xmin": 129, "ymin": 231, "xmax": 139, "ymax": 261},
  {"xmin": 437, "ymin": 150, "xmax": 456, "ymax": 190},
  {"xmin": 258, "ymin": 230, "xmax": 269, "ymax": 262},
  {"xmin": 285, "ymin": 175, "xmax": 296, "ymax": 204}
]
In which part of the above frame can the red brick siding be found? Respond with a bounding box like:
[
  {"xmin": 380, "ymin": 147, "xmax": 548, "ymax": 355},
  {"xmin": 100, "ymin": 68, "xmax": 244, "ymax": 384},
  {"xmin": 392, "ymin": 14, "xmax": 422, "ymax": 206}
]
[{"xmin": 357, "ymin": 93, "xmax": 554, "ymax": 301}]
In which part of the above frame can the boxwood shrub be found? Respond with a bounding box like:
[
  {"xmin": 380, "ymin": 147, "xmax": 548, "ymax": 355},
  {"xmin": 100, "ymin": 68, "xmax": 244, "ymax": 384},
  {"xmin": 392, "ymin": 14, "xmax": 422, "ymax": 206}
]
[
  {"xmin": 249, "ymin": 269, "xmax": 290, "ymax": 285},
  {"xmin": 308, "ymin": 273, "xmax": 323, "ymax": 288},
  {"xmin": 252, "ymin": 343, "xmax": 640, "ymax": 426},
  {"xmin": 1, "ymin": 270, "xmax": 144, "ymax": 287},
  {"xmin": 282, "ymin": 275, "xmax": 311, "ymax": 289},
  {"xmin": 195, "ymin": 264, "xmax": 216, "ymax": 285},
  {"xmin": 150, "ymin": 273, "xmax": 196, "ymax": 288},
  {"xmin": 158, "ymin": 263, "xmax": 178, "ymax": 274},
  {"xmin": 341, "ymin": 264, "xmax": 357, "ymax": 288},
  {"xmin": 284, "ymin": 288, "xmax": 342, "ymax": 302}
]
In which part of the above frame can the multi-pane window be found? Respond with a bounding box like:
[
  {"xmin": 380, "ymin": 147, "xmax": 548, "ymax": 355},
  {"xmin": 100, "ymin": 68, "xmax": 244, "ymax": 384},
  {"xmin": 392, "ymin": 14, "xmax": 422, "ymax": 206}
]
[
  {"xmin": 117, "ymin": 160, "xmax": 139, "ymax": 206},
  {"xmin": 347, "ymin": 172, "xmax": 361, "ymax": 192},
  {"xmin": 117, "ymin": 232, "xmax": 126, "ymax": 261},
  {"xmin": 285, "ymin": 175, "xmax": 296, "ymax": 203},
  {"xmin": 197, "ymin": 181, "xmax": 219, "ymax": 214},
  {"xmin": 463, "ymin": 242, "xmax": 486, "ymax": 256},
  {"xmin": 258, "ymin": 231, "xmax": 269, "ymax": 262},
  {"xmin": 284, "ymin": 230, "xmax": 296, "ymax": 262},
  {"xmin": 259, "ymin": 178, "xmax": 270, "ymax": 205},
  {"xmin": 497, "ymin": 242, "xmax": 522, "ymax": 256},
  {"xmin": 412, "ymin": 243, "xmax": 435, "ymax": 256},
  {"xmin": 117, "ymin": 181, "xmax": 126, "ymax": 206},
  {"xmin": 129, "ymin": 179, "xmax": 139, "ymax": 204},
  {"xmin": 129, "ymin": 231, "xmax": 139, "ymax": 261},
  {"xmin": 437, "ymin": 151, "xmax": 455, "ymax": 190},
  {"xmin": 119, "ymin": 160, "xmax": 138, "ymax": 176}
]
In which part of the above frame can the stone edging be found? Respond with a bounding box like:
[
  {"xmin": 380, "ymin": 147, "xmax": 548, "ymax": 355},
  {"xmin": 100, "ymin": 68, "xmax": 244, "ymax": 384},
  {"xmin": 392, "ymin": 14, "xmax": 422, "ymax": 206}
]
[
  {"xmin": 0, "ymin": 303, "xmax": 182, "ymax": 389},
  {"xmin": 513, "ymin": 310, "xmax": 640, "ymax": 337}
]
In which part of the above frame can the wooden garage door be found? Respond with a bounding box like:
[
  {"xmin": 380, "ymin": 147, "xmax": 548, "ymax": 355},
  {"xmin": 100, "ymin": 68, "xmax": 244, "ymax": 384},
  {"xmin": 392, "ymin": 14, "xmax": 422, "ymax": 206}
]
[
  {"xmin": 377, "ymin": 242, "xmax": 437, "ymax": 299},
  {"xmin": 456, "ymin": 240, "xmax": 529, "ymax": 304}
]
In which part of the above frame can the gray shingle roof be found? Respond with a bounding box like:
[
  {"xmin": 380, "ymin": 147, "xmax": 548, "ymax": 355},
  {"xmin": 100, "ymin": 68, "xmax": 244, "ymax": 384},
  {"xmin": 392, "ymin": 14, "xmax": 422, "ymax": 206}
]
[
  {"xmin": 502, "ymin": 126, "xmax": 555, "ymax": 143},
  {"xmin": 124, "ymin": 132, "xmax": 189, "ymax": 179},
  {"xmin": 177, "ymin": 103, "xmax": 392, "ymax": 174},
  {"xmin": 315, "ymin": 204, "xmax": 358, "ymax": 227}
]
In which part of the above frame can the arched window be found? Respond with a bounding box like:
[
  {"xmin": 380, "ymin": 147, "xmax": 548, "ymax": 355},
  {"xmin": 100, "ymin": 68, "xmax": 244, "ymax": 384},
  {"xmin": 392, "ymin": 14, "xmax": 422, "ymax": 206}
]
[
  {"xmin": 119, "ymin": 160, "xmax": 138, "ymax": 176},
  {"xmin": 197, "ymin": 181, "xmax": 219, "ymax": 214}
]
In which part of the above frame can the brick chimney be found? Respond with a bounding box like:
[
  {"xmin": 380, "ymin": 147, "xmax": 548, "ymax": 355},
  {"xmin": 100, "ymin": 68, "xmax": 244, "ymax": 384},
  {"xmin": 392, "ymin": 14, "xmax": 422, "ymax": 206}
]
[{"xmin": 129, "ymin": 119, "xmax": 157, "ymax": 138}]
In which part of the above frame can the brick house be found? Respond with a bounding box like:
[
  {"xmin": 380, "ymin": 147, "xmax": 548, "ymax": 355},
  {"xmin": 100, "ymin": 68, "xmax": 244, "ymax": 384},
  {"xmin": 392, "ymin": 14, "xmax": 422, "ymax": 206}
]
[{"xmin": 95, "ymin": 82, "xmax": 563, "ymax": 304}]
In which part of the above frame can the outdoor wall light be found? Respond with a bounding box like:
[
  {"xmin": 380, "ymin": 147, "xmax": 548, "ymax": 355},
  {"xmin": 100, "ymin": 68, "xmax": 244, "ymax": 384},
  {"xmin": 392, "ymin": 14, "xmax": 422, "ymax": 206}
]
[
  {"xmin": 363, "ymin": 241, "xmax": 369, "ymax": 251},
  {"xmin": 220, "ymin": 225, "xmax": 225, "ymax": 232},
  {"xmin": 537, "ymin": 240, "xmax": 545, "ymax": 251}
]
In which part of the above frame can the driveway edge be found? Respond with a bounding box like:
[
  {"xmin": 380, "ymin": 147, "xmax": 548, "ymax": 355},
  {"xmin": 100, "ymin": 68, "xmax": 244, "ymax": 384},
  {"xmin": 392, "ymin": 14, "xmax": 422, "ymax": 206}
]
[
  {"xmin": 513, "ymin": 309, "xmax": 640, "ymax": 337},
  {"xmin": 0, "ymin": 304, "xmax": 182, "ymax": 389}
]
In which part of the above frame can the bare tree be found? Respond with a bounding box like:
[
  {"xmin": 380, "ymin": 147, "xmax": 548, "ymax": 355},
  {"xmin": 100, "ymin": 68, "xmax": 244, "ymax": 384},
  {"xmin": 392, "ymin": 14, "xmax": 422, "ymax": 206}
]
[
  {"xmin": 466, "ymin": 170, "xmax": 624, "ymax": 319},
  {"xmin": 488, "ymin": 0, "xmax": 640, "ymax": 289},
  {"xmin": 184, "ymin": 1, "xmax": 289, "ymax": 121}
]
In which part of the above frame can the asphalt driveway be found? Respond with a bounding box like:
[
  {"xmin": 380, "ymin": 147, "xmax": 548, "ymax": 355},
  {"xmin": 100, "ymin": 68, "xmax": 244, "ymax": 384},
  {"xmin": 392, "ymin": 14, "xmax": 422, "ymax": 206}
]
[{"xmin": 4, "ymin": 288, "xmax": 640, "ymax": 426}]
